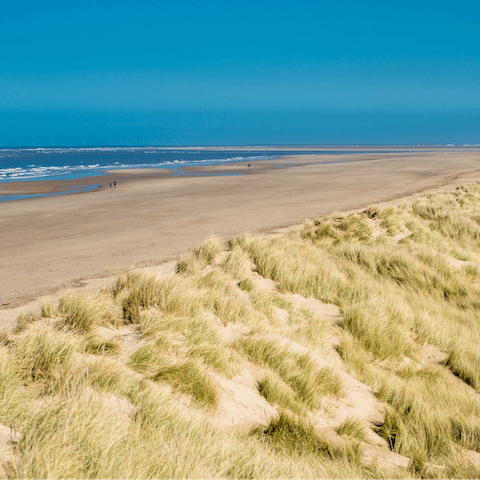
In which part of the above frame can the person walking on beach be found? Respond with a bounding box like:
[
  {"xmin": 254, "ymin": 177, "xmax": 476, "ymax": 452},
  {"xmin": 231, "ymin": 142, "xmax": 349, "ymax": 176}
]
[
  {"xmin": 114, "ymin": 181, "xmax": 116, "ymax": 188},
  {"xmin": 110, "ymin": 182, "xmax": 112, "ymax": 188}
]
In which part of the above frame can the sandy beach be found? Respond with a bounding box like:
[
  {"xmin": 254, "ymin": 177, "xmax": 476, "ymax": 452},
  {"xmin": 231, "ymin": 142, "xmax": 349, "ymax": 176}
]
[{"xmin": 2, "ymin": 149, "xmax": 480, "ymax": 307}]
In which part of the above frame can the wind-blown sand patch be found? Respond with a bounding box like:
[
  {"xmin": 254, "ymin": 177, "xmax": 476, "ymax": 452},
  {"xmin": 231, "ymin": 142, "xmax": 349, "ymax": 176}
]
[
  {"xmin": 284, "ymin": 293, "xmax": 343, "ymax": 325},
  {"xmin": 0, "ymin": 424, "xmax": 21, "ymax": 479},
  {"xmin": 214, "ymin": 369, "xmax": 278, "ymax": 432}
]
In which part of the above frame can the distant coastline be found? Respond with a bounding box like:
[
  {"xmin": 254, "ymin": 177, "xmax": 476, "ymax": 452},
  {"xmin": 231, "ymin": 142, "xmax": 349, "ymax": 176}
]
[{"xmin": 2, "ymin": 145, "xmax": 479, "ymax": 202}]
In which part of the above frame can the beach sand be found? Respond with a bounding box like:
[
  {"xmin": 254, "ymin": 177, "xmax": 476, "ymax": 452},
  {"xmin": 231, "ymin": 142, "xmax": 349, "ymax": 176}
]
[
  {"xmin": 2, "ymin": 149, "xmax": 480, "ymax": 307},
  {"xmin": 0, "ymin": 168, "xmax": 176, "ymax": 197}
]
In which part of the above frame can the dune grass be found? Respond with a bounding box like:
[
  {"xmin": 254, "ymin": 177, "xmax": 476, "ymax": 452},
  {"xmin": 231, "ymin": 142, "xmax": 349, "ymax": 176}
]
[
  {"xmin": 240, "ymin": 336, "xmax": 343, "ymax": 408},
  {"xmin": 58, "ymin": 291, "xmax": 122, "ymax": 332},
  {"xmin": 5, "ymin": 182, "xmax": 480, "ymax": 477},
  {"xmin": 83, "ymin": 335, "xmax": 119, "ymax": 356},
  {"xmin": 257, "ymin": 412, "xmax": 333, "ymax": 457},
  {"xmin": 11, "ymin": 324, "xmax": 77, "ymax": 382},
  {"xmin": 258, "ymin": 372, "xmax": 307, "ymax": 415},
  {"xmin": 152, "ymin": 360, "xmax": 218, "ymax": 408},
  {"xmin": 336, "ymin": 417, "xmax": 367, "ymax": 442},
  {"xmin": 176, "ymin": 235, "xmax": 223, "ymax": 274}
]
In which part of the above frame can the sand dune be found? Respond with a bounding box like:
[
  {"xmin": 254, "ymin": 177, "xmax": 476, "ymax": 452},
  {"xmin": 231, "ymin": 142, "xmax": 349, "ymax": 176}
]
[{"xmin": 3, "ymin": 177, "xmax": 480, "ymax": 476}]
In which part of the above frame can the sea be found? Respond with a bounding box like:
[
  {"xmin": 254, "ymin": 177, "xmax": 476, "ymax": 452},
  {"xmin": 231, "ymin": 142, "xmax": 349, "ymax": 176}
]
[{"xmin": 0, "ymin": 146, "xmax": 422, "ymax": 202}]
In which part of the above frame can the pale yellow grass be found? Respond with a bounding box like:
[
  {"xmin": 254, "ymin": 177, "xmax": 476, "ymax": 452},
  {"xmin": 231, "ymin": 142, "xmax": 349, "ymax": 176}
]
[{"xmin": 4, "ymin": 183, "xmax": 480, "ymax": 477}]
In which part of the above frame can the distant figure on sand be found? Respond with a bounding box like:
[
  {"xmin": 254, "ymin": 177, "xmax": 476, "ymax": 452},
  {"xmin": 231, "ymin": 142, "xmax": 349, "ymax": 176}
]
[
  {"xmin": 110, "ymin": 182, "xmax": 112, "ymax": 188},
  {"xmin": 114, "ymin": 181, "xmax": 116, "ymax": 188},
  {"xmin": 248, "ymin": 164, "xmax": 251, "ymax": 167}
]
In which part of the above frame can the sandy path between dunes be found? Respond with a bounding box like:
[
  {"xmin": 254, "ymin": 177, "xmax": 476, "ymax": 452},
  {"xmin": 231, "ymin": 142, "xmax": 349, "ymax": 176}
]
[{"xmin": 1, "ymin": 151, "xmax": 480, "ymax": 307}]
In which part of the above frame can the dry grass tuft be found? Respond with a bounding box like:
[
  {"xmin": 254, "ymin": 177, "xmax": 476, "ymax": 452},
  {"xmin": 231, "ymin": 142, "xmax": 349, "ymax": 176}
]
[
  {"xmin": 336, "ymin": 417, "xmax": 367, "ymax": 441},
  {"xmin": 14, "ymin": 311, "xmax": 39, "ymax": 333},
  {"xmin": 240, "ymin": 337, "xmax": 343, "ymax": 408},
  {"xmin": 176, "ymin": 235, "xmax": 223, "ymax": 273},
  {"xmin": 257, "ymin": 412, "xmax": 333, "ymax": 457},
  {"xmin": 11, "ymin": 324, "xmax": 77, "ymax": 381},
  {"xmin": 152, "ymin": 360, "xmax": 218, "ymax": 408},
  {"xmin": 58, "ymin": 291, "xmax": 122, "ymax": 332}
]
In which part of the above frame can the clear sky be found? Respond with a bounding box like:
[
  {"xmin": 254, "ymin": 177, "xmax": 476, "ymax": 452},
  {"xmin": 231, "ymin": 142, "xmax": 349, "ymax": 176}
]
[{"xmin": 1, "ymin": 0, "xmax": 479, "ymax": 145}]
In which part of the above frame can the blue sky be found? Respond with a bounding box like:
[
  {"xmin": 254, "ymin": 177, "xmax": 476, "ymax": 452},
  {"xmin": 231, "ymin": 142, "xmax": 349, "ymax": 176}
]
[{"xmin": 1, "ymin": 0, "xmax": 479, "ymax": 145}]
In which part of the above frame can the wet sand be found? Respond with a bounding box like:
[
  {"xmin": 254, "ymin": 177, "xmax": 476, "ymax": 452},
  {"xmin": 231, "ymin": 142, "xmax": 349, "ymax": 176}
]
[
  {"xmin": 0, "ymin": 169, "xmax": 176, "ymax": 197},
  {"xmin": 2, "ymin": 150, "xmax": 480, "ymax": 307}
]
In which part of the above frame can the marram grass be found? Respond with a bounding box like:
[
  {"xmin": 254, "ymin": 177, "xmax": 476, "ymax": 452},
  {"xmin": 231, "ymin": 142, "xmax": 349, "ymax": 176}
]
[{"xmin": 4, "ymin": 183, "xmax": 480, "ymax": 477}]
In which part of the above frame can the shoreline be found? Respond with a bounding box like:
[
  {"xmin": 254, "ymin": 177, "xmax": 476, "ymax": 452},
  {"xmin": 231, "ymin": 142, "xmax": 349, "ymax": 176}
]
[
  {"xmin": 1, "ymin": 146, "xmax": 478, "ymax": 201},
  {"xmin": 0, "ymin": 168, "xmax": 177, "ymax": 199},
  {"xmin": 2, "ymin": 150, "xmax": 480, "ymax": 311}
]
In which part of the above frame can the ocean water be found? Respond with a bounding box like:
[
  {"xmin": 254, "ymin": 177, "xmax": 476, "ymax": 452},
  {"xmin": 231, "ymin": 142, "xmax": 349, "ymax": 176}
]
[
  {"xmin": 0, "ymin": 147, "xmax": 296, "ymax": 183},
  {"xmin": 0, "ymin": 146, "xmax": 414, "ymax": 201},
  {"xmin": 0, "ymin": 146, "xmax": 417, "ymax": 183}
]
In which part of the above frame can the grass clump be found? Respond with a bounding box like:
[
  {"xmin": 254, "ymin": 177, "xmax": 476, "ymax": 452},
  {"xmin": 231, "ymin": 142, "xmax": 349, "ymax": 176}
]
[
  {"xmin": 192, "ymin": 234, "xmax": 223, "ymax": 264},
  {"xmin": 79, "ymin": 356, "xmax": 137, "ymax": 397},
  {"xmin": 0, "ymin": 347, "xmax": 29, "ymax": 421},
  {"xmin": 221, "ymin": 245, "xmax": 254, "ymax": 278},
  {"xmin": 240, "ymin": 234, "xmax": 346, "ymax": 304},
  {"xmin": 83, "ymin": 335, "xmax": 119, "ymax": 356},
  {"xmin": 11, "ymin": 393, "xmax": 130, "ymax": 479},
  {"xmin": 138, "ymin": 310, "xmax": 240, "ymax": 377},
  {"xmin": 257, "ymin": 412, "xmax": 332, "ymax": 457},
  {"xmin": 258, "ymin": 373, "xmax": 307, "ymax": 415},
  {"xmin": 114, "ymin": 273, "xmax": 203, "ymax": 323},
  {"xmin": 152, "ymin": 360, "xmax": 218, "ymax": 408},
  {"xmin": 445, "ymin": 347, "xmax": 480, "ymax": 390},
  {"xmin": 241, "ymin": 337, "xmax": 343, "ymax": 408},
  {"xmin": 11, "ymin": 325, "xmax": 77, "ymax": 381},
  {"xmin": 128, "ymin": 343, "xmax": 171, "ymax": 375},
  {"xmin": 40, "ymin": 301, "xmax": 57, "ymax": 317},
  {"xmin": 14, "ymin": 311, "xmax": 39, "ymax": 333},
  {"xmin": 238, "ymin": 276, "xmax": 255, "ymax": 292},
  {"xmin": 58, "ymin": 291, "xmax": 122, "ymax": 332},
  {"xmin": 176, "ymin": 235, "xmax": 223, "ymax": 273},
  {"xmin": 256, "ymin": 412, "xmax": 365, "ymax": 471},
  {"xmin": 341, "ymin": 293, "xmax": 415, "ymax": 359},
  {"xmin": 301, "ymin": 212, "xmax": 373, "ymax": 243},
  {"xmin": 336, "ymin": 417, "xmax": 367, "ymax": 441},
  {"xmin": 289, "ymin": 309, "xmax": 331, "ymax": 349}
]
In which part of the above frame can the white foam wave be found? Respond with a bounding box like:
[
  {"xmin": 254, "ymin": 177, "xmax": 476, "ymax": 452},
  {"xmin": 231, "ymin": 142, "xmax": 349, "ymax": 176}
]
[{"xmin": 0, "ymin": 154, "xmax": 275, "ymax": 182}]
